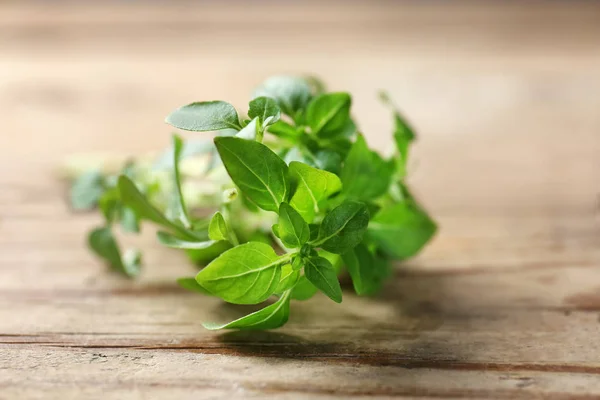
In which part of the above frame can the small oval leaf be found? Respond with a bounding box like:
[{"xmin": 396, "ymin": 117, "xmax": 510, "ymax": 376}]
[
  {"xmin": 165, "ymin": 101, "xmax": 241, "ymax": 132},
  {"xmin": 304, "ymin": 256, "xmax": 342, "ymax": 303},
  {"xmin": 203, "ymin": 292, "xmax": 291, "ymax": 330},
  {"xmin": 195, "ymin": 242, "xmax": 287, "ymax": 304},
  {"xmin": 208, "ymin": 212, "xmax": 228, "ymax": 242},
  {"xmin": 316, "ymin": 201, "xmax": 369, "ymax": 254},
  {"xmin": 214, "ymin": 137, "xmax": 289, "ymax": 212},
  {"xmin": 277, "ymin": 203, "xmax": 310, "ymax": 248}
]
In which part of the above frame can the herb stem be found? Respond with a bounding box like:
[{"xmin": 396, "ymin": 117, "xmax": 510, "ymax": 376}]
[
  {"xmin": 222, "ymin": 204, "xmax": 240, "ymax": 246},
  {"xmin": 256, "ymin": 126, "xmax": 265, "ymax": 143}
]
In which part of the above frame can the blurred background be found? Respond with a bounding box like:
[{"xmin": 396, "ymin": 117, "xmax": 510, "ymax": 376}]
[{"xmin": 1, "ymin": 1, "xmax": 598, "ymax": 272}]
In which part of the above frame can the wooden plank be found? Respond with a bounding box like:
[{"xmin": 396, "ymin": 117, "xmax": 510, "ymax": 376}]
[
  {"xmin": 2, "ymin": 264, "xmax": 600, "ymax": 381},
  {"xmin": 3, "ymin": 346, "xmax": 600, "ymax": 400}
]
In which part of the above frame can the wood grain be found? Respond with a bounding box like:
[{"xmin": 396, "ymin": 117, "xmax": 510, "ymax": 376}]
[{"xmin": 0, "ymin": 1, "xmax": 599, "ymax": 399}]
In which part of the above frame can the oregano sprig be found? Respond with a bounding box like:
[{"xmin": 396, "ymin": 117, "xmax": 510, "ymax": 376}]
[{"xmin": 68, "ymin": 75, "xmax": 437, "ymax": 330}]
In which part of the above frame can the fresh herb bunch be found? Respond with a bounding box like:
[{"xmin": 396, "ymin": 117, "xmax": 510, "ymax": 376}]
[{"xmin": 69, "ymin": 75, "xmax": 437, "ymax": 330}]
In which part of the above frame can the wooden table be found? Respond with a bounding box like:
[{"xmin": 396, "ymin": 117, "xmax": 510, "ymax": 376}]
[{"xmin": 1, "ymin": 2, "xmax": 599, "ymax": 398}]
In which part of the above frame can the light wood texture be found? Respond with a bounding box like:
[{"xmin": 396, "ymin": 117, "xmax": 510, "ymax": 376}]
[{"xmin": 1, "ymin": 1, "xmax": 599, "ymax": 399}]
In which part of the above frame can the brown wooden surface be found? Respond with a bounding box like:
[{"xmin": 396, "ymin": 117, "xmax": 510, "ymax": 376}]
[{"xmin": 1, "ymin": 2, "xmax": 599, "ymax": 399}]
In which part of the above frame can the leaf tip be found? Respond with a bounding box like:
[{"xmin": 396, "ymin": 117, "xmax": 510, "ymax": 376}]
[{"xmin": 202, "ymin": 322, "xmax": 224, "ymax": 331}]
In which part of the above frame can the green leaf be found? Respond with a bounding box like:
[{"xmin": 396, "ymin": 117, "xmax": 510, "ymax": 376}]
[
  {"xmin": 305, "ymin": 92, "xmax": 351, "ymax": 138},
  {"xmin": 275, "ymin": 264, "xmax": 300, "ymax": 293},
  {"xmin": 336, "ymin": 118, "xmax": 358, "ymax": 139},
  {"xmin": 309, "ymin": 224, "xmax": 320, "ymax": 241},
  {"xmin": 315, "ymin": 200, "xmax": 369, "ymax": 254},
  {"xmin": 291, "ymin": 254, "xmax": 304, "ymax": 270},
  {"xmin": 276, "ymin": 203, "xmax": 310, "ymax": 248},
  {"xmin": 171, "ymin": 135, "xmax": 192, "ymax": 228},
  {"xmin": 317, "ymin": 249, "xmax": 342, "ymax": 274},
  {"xmin": 253, "ymin": 76, "xmax": 312, "ymax": 117},
  {"xmin": 246, "ymin": 230, "xmax": 272, "ymax": 245},
  {"xmin": 208, "ymin": 212, "xmax": 228, "ymax": 241},
  {"xmin": 119, "ymin": 206, "xmax": 140, "ymax": 233},
  {"xmin": 283, "ymin": 147, "xmax": 316, "ymax": 167},
  {"xmin": 185, "ymin": 241, "xmax": 232, "ymax": 266},
  {"xmin": 304, "ymin": 256, "xmax": 342, "ymax": 303},
  {"xmin": 271, "ymin": 223, "xmax": 280, "ymax": 239},
  {"xmin": 313, "ymin": 150, "xmax": 342, "ymax": 175},
  {"xmin": 214, "ymin": 137, "xmax": 289, "ymax": 213},
  {"xmin": 367, "ymin": 202, "xmax": 437, "ymax": 260},
  {"xmin": 88, "ymin": 226, "xmax": 139, "ymax": 278},
  {"xmin": 196, "ymin": 242, "xmax": 288, "ymax": 304},
  {"xmin": 291, "ymin": 275, "xmax": 318, "ymax": 300},
  {"xmin": 323, "ymin": 137, "xmax": 353, "ymax": 159},
  {"xmin": 379, "ymin": 91, "xmax": 416, "ymax": 177},
  {"xmin": 266, "ymin": 120, "xmax": 303, "ymax": 141},
  {"xmin": 341, "ymin": 134, "xmax": 394, "ymax": 201},
  {"xmin": 156, "ymin": 231, "xmax": 214, "ymax": 249},
  {"xmin": 70, "ymin": 170, "xmax": 104, "ymax": 210},
  {"xmin": 177, "ymin": 277, "xmax": 211, "ymax": 295},
  {"xmin": 289, "ymin": 161, "xmax": 342, "ymax": 222},
  {"xmin": 393, "ymin": 114, "xmax": 416, "ymax": 177},
  {"xmin": 203, "ymin": 291, "xmax": 291, "ymax": 330},
  {"xmin": 342, "ymin": 244, "xmax": 388, "ymax": 296},
  {"xmin": 248, "ymin": 96, "xmax": 281, "ymax": 127},
  {"xmin": 88, "ymin": 226, "xmax": 121, "ymax": 271},
  {"xmin": 98, "ymin": 188, "xmax": 120, "ymax": 223},
  {"xmin": 118, "ymin": 175, "xmax": 200, "ymax": 240},
  {"xmin": 165, "ymin": 101, "xmax": 242, "ymax": 131}
]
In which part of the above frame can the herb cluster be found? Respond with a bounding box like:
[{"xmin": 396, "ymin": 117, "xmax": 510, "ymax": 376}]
[{"xmin": 70, "ymin": 76, "xmax": 437, "ymax": 330}]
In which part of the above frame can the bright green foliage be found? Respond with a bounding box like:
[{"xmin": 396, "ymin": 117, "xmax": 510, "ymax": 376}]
[
  {"xmin": 266, "ymin": 120, "xmax": 303, "ymax": 141},
  {"xmin": 253, "ymin": 76, "xmax": 311, "ymax": 118},
  {"xmin": 276, "ymin": 203, "xmax": 310, "ymax": 248},
  {"xmin": 341, "ymin": 134, "xmax": 394, "ymax": 201},
  {"xmin": 214, "ymin": 137, "xmax": 289, "ymax": 212},
  {"xmin": 88, "ymin": 227, "xmax": 140, "ymax": 277},
  {"xmin": 171, "ymin": 135, "xmax": 192, "ymax": 228},
  {"xmin": 165, "ymin": 101, "xmax": 242, "ymax": 131},
  {"xmin": 275, "ymin": 264, "xmax": 300, "ymax": 293},
  {"xmin": 314, "ymin": 201, "xmax": 370, "ymax": 254},
  {"xmin": 195, "ymin": 242, "xmax": 287, "ymax": 304},
  {"xmin": 290, "ymin": 276, "xmax": 318, "ymax": 300},
  {"xmin": 368, "ymin": 202, "xmax": 437, "ymax": 260},
  {"xmin": 208, "ymin": 212, "xmax": 228, "ymax": 241},
  {"xmin": 71, "ymin": 75, "xmax": 437, "ymax": 330},
  {"xmin": 203, "ymin": 291, "xmax": 291, "ymax": 330},
  {"xmin": 379, "ymin": 91, "xmax": 416, "ymax": 178},
  {"xmin": 156, "ymin": 231, "xmax": 215, "ymax": 249},
  {"xmin": 304, "ymin": 256, "xmax": 342, "ymax": 303},
  {"xmin": 342, "ymin": 244, "xmax": 390, "ymax": 296},
  {"xmin": 119, "ymin": 175, "xmax": 201, "ymax": 240},
  {"xmin": 289, "ymin": 161, "xmax": 342, "ymax": 222},
  {"xmin": 119, "ymin": 207, "xmax": 140, "ymax": 233},
  {"xmin": 305, "ymin": 92, "xmax": 351, "ymax": 138},
  {"xmin": 248, "ymin": 96, "xmax": 281, "ymax": 128}
]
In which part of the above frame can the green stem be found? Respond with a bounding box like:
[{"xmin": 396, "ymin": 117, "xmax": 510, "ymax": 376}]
[
  {"xmin": 276, "ymin": 252, "xmax": 296, "ymax": 266},
  {"xmin": 222, "ymin": 204, "xmax": 240, "ymax": 246},
  {"xmin": 256, "ymin": 125, "xmax": 265, "ymax": 143}
]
